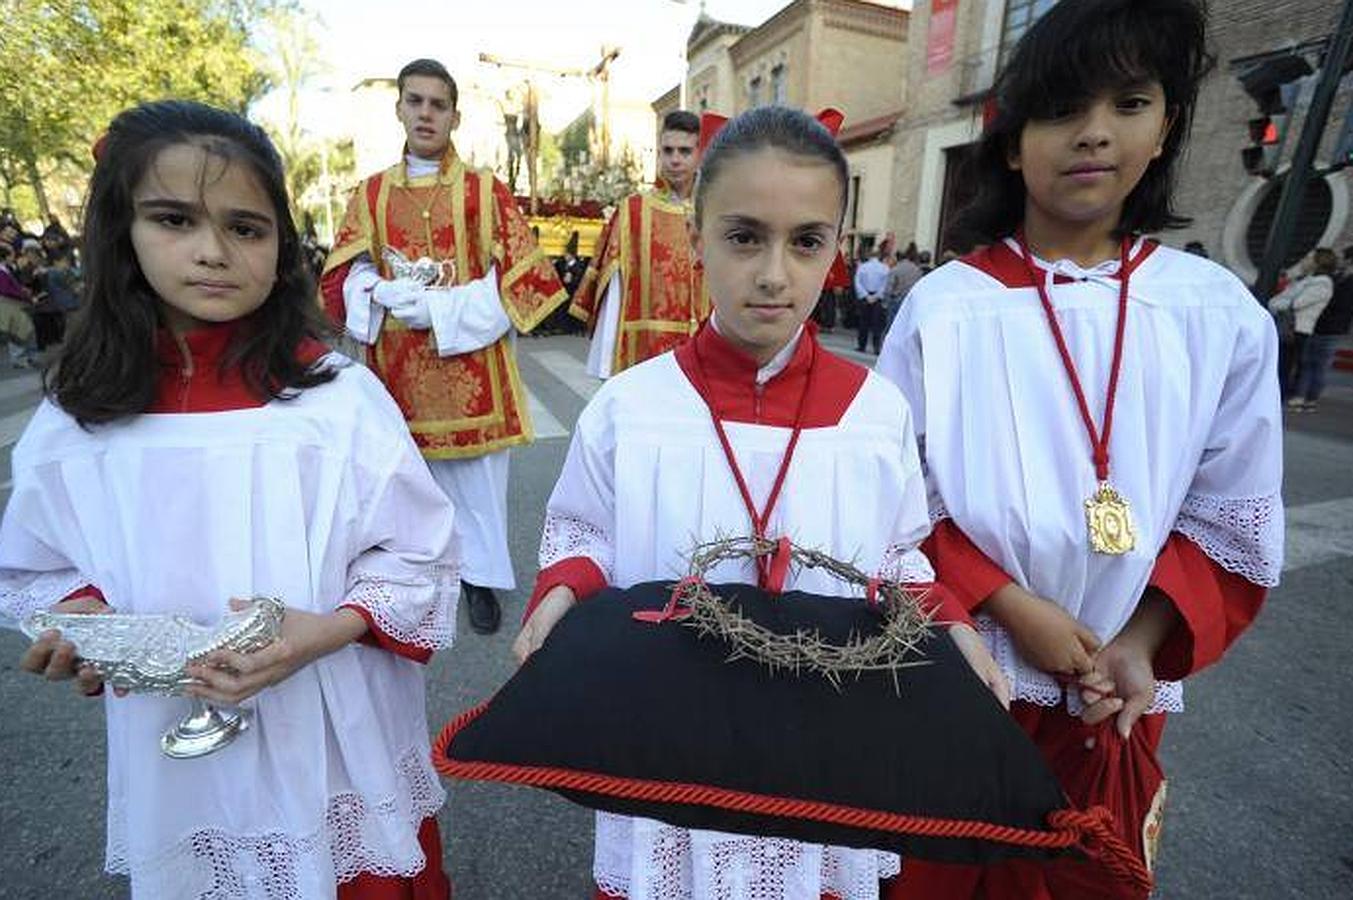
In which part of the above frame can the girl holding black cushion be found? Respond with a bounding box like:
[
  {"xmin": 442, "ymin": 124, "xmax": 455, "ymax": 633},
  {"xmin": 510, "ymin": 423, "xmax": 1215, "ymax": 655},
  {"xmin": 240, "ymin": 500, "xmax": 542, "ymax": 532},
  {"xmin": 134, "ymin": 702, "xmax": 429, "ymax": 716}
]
[{"xmin": 514, "ymin": 105, "xmax": 1007, "ymax": 900}]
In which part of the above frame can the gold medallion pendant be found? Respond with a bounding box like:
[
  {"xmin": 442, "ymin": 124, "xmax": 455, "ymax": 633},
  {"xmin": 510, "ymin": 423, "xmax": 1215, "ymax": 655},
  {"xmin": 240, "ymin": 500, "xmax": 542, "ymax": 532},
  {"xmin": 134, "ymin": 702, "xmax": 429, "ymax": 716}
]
[
  {"xmin": 1017, "ymin": 235, "xmax": 1140, "ymax": 557},
  {"xmin": 1141, "ymin": 780, "xmax": 1168, "ymax": 873},
  {"xmin": 1085, "ymin": 482, "xmax": 1136, "ymax": 554}
]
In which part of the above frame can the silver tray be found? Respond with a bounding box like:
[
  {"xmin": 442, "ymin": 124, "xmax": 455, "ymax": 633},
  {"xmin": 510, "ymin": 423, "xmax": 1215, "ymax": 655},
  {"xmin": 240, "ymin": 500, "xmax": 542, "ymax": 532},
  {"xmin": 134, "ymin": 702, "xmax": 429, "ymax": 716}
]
[
  {"xmin": 383, "ymin": 247, "xmax": 455, "ymax": 287},
  {"xmin": 22, "ymin": 597, "xmax": 285, "ymax": 695}
]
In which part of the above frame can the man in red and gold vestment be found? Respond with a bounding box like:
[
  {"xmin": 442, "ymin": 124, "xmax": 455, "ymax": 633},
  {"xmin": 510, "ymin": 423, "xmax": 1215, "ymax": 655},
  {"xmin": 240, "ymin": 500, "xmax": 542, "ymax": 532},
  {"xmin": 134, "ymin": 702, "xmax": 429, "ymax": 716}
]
[
  {"xmin": 321, "ymin": 58, "xmax": 566, "ymax": 635},
  {"xmin": 570, "ymin": 110, "xmax": 708, "ymax": 378}
]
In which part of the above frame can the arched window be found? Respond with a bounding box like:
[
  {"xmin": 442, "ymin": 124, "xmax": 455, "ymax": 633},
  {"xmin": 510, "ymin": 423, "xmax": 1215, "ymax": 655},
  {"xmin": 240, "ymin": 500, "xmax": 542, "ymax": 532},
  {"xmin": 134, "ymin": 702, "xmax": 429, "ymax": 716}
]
[
  {"xmin": 1245, "ymin": 174, "xmax": 1334, "ymax": 269},
  {"xmin": 771, "ymin": 64, "xmax": 787, "ymax": 105}
]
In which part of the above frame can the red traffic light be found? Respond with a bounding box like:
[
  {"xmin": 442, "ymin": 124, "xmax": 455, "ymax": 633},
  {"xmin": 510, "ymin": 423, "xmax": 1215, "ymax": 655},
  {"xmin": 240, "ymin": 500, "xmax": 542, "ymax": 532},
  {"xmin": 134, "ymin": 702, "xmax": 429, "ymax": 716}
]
[{"xmin": 1248, "ymin": 117, "xmax": 1280, "ymax": 144}]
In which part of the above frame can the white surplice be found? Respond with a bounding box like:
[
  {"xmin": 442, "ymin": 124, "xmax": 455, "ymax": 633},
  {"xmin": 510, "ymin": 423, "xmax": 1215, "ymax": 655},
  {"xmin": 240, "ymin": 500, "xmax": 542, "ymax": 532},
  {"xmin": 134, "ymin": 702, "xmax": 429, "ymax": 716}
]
[
  {"xmin": 540, "ymin": 325, "xmax": 936, "ymax": 900},
  {"xmin": 877, "ymin": 240, "xmax": 1284, "ymax": 713},
  {"xmin": 0, "ymin": 358, "xmax": 458, "ymax": 899},
  {"xmin": 584, "ymin": 271, "xmax": 623, "ymax": 380}
]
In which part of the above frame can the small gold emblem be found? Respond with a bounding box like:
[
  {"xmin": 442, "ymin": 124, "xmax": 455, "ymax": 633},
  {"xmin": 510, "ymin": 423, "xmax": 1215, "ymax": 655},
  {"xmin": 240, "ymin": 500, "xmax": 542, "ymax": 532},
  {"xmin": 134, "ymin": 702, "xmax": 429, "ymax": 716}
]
[
  {"xmin": 1141, "ymin": 780, "xmax": 1167, "ymax": 872},
  {"xmin": 1085, "ymin": 482, "xmax": 1136, "ymax": 554}
]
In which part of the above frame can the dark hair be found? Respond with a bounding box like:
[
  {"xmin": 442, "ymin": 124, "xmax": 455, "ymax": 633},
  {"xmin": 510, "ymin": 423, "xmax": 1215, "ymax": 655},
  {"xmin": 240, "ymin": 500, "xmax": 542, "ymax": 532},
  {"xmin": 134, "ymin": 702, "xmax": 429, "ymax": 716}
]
[
  {"xmin": 661, "ymin": 110, "xmax": 701, "ymax": 136},
  {"xmin": 397, "ymin": 58, "xmax": 458, "ymax": 109},
  {"xmin": 49, "ymin": 100, "xmax": 335, "ymax": 426},
  {"xmin": 951, "ymin": 0, "xmax": 1215, "ymax": 248},
  {"xmin": 1312, "ymin": 247, "xmax": 1338, "ymax": 276},
  {"xmin": 694, "ymin": 106, "xmax": 848, "ymax": 225}
]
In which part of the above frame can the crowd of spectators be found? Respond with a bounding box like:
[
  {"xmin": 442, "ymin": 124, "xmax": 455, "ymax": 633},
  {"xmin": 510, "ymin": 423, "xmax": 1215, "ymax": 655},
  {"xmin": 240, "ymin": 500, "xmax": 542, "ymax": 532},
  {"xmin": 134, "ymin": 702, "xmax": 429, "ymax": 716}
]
[
  {"xmin": 812, "ymin": 239, "xmax": 937, "ymax": 348},
  {"xmin": 0, "ymin": 208, "xmax": 82, "ymax": 368},
  {"xmin": 1269, "ymin": 245, "xmax": 1353, "ymax": 413}
]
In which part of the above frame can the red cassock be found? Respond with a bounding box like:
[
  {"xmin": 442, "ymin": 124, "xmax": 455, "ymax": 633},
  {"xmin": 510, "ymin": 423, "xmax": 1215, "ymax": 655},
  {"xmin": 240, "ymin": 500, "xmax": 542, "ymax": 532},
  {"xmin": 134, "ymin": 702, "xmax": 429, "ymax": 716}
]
[{"xmin": 884, "ymin": 522, "xmax": 1265, "ymax": 900}]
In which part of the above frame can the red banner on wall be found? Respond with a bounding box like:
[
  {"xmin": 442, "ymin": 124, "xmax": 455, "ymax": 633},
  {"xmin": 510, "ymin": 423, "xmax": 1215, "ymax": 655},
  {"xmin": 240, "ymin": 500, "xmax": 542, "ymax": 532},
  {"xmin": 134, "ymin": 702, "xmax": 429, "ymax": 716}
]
[{"xmin": 927, "ymin": 0, "xmax": 959, "ymax": 75}]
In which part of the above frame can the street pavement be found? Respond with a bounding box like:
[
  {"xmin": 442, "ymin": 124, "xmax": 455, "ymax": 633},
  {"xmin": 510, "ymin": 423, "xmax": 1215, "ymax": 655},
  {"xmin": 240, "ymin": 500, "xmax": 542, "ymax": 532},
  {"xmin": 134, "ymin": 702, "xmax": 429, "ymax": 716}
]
[{"xmin": 0, "ymin": 331, "xmax": 1350, "ymax": 898}]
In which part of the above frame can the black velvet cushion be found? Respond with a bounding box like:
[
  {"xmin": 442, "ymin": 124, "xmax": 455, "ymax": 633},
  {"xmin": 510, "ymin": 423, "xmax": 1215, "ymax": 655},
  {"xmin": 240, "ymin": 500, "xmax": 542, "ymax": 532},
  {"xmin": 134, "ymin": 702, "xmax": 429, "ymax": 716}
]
[{"xmin": 436, "ymin": 581, "xmax": 1076, "ymax": 865}]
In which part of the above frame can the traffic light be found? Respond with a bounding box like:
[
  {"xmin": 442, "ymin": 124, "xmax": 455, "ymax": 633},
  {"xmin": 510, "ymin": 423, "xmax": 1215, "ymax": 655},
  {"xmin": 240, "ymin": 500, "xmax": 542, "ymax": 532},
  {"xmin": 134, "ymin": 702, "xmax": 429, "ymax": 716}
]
[
  {"xmin": 1242, "ymin": 114, "xmax": 1285, "ymax": 176},
  {"xmin": 1237, "ymin": 52, "xmax": 1312, "ymax": 177},
  {"xmin": 1238, "ymin": 53, "xmax": 1312, "ymax": 112}
]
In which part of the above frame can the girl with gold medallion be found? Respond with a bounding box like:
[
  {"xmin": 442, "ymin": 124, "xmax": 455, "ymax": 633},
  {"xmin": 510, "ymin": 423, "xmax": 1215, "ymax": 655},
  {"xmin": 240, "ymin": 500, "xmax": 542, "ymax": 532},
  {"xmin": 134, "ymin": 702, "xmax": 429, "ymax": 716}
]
[{"xmin": 877, "ymin": 2, "xmax": 1284, "ymax": 898}]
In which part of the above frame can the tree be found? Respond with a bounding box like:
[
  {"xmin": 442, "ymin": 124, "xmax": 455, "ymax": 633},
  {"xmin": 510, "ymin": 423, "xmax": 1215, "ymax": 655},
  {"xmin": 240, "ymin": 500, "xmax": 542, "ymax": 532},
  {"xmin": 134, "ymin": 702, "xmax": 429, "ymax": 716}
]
[
  {"xmin": 249, "ymin": 7, "xmax": 357, "ymax": 240},
  {"xmin": 537, "ymin": 130, "xmax": 562, "ymax": 194},
  {"xmin": 0, "ymin": 0, "xmax": 272, "ymax": 222},
  {"xmin": 291, "ymin": 137, "xmax": 355, "ymax": 244}
]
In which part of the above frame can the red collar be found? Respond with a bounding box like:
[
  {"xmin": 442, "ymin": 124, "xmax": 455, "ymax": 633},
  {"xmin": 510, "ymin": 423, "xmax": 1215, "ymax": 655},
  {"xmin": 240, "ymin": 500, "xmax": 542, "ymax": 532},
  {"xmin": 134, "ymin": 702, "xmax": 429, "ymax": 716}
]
[
  {"xmin": 673, "ymin": 320, "xmax": 866, "ymax": 428},
  {"xmin": 960, "ymin": 237, "xmax": 1158, "ymax": 289},
  {"xmin": 150, "ymin": 319, "xmax": 328, "ymax": 414}
]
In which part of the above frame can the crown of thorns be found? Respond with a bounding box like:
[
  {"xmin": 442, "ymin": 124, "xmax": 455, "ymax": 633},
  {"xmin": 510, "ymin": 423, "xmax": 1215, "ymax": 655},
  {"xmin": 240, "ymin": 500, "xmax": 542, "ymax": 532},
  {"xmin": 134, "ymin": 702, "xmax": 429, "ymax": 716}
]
[{"xmin": 652, "ymin": 537, "xmax": 935, "ymax": 691}]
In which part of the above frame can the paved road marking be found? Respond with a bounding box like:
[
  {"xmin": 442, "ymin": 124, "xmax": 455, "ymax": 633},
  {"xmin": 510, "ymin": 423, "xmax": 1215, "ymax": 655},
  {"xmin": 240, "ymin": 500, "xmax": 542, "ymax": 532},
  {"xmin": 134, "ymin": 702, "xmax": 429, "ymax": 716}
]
[
  {"xmin": 0, "ymin": 374, "xmax": 40, "ymax": 405},
  {"xmin": 526, "ymin": 387, "xmax": 568, "ymax": 439},
  {"xmin": 1284, "ymin": 496, "xmax": 1353, "ymax": 573},
  {"xmin": 532, "ymin": 349, "xmax": 601, "ymax": 402},
  {"xmin": 815, "ymin": 334, "xmax": 883, "ymax": 367},
  {"xmin": 0, "ymin": 407, "xmax": 36, "ymax": 449}
]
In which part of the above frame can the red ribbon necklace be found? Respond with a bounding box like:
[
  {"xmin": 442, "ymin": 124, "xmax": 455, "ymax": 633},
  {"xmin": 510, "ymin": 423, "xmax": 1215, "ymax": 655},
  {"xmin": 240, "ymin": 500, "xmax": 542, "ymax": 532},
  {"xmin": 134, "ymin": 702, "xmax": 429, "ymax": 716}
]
[
  {"xmin": 1016, "ymin": 234, "xmax": 1139, "ymax": 555},
  {"xmin": 688, "ymin": 331, "xmax": 818, "ymax": 589}
]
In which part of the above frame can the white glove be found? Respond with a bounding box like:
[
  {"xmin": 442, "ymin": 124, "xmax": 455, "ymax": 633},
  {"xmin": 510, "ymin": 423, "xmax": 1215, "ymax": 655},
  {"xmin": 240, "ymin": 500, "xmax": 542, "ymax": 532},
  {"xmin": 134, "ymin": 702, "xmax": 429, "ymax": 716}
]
[
  {"xmin": 387, "ymin": 287, "xmax": 435, "ymax": 330},
  {"xmin": 423, "ymin": 266, "xmax": 512, "ymax": 357},
  {"xmin": 371, "ymin": 278, "xmax": 425, "ymax": 311}
]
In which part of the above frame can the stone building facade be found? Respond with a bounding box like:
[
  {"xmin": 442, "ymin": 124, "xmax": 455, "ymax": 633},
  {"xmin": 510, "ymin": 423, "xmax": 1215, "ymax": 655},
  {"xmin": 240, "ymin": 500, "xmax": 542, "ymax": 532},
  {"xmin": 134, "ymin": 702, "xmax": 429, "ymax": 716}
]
[
  {"xmin": 1184, "ymin": 0, "xmax": 1352, "ymax": 282},
  {"xmin": 655, "ymin": 0, "xmax": 910, "ymax": 251},
  {"xmin": 886, "ymin": 0, "xmax": 1352, "ymax": 280}
]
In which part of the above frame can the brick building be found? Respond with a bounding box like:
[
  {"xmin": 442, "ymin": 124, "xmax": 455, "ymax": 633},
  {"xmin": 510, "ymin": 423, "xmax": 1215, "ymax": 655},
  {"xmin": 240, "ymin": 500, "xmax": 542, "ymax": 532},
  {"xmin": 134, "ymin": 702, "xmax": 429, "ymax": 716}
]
[
  {"xmin": 887, "ymin": 0, "xmax": 1352, "ymax": 280},
  {"xmin": 1186, "ymin": 1, "xmax": 1352, "ymax": 282},
  {"xmin": 654, "ymin": 0, "xmax": 910, "ymax": 253}
]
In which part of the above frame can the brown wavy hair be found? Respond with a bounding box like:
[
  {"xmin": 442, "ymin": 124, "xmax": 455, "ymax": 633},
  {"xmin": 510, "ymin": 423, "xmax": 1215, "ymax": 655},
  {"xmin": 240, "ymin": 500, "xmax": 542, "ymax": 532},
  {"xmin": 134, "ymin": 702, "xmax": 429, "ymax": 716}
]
[{"xmin": 48, "ymin": 100, "xmax": 335, "ymax": 426}]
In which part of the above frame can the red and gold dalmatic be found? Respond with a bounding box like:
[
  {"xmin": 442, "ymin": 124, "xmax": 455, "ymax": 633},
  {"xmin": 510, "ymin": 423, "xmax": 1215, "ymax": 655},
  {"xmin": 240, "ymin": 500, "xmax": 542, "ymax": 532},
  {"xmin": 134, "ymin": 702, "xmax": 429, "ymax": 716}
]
[
  {"xmin": 569, "ymin": 188, "xmax": 708, "ymax": 373},
  {"xmin": 321, "ymin": 149, "xmax": 566, "ymax": 459}
]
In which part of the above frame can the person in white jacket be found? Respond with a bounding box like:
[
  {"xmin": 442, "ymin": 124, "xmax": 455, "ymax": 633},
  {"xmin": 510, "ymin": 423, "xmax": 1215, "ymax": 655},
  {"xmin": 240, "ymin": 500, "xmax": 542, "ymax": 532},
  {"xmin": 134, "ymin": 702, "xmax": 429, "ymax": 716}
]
[{"xmin": 1269, "ymin": 247, "xmax": 1337, "ymax": 403}]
